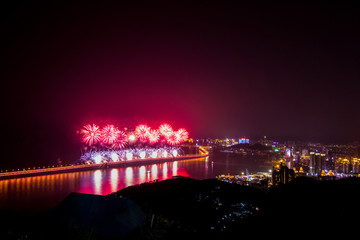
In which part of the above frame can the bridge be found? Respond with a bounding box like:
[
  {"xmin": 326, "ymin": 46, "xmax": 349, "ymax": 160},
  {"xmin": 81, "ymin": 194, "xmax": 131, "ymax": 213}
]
[{"xmin": 0, "ymin": 146, "xmax": 210, "ymax": 180}]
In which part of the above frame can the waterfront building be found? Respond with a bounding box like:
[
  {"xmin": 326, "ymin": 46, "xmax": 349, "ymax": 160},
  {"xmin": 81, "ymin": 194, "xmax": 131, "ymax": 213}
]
[
  {"xmin": 296, "ymin": 167, "xmax": 306, "ymax": 177},
  {"xmin": 318, "ymin": 170, "xmax": 336, "ymax": 181},
  {"xmin": 335, "ymin": 157, "xmax": 360, "ymax": 174},
  {"xmin": 352, "ymin": 158, "xmax": 359, "ymax": 174},
  {"xmin": 319, "ymin": 153, "xmax": 326, "ymax": 174},
  {"xmin": 309, "ymin": 152, "xmax": 315, "ymax": 175},
  {"xmin": 239, "ymin": 137, "xmax": 250, "ymax": 144},
  {"xmin": 327, "ymin": 153, "xmax": 336, "ymax": 172},
  {"xmin": 309, "ymin": 152, "xmax": 326, "ymax": 176},
  {"xmin": 272, "ymin": 163, "xmax": 295, "ymax": 187},
  {"xmin": 336, "ymin": 158, "xmax": 350, "ymax": 173}
]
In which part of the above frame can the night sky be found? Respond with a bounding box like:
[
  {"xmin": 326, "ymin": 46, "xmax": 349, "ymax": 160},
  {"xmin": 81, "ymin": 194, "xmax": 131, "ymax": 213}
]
[{"xmin": 2, "ymin": 1, "xmax": 360, "ymax": 167}]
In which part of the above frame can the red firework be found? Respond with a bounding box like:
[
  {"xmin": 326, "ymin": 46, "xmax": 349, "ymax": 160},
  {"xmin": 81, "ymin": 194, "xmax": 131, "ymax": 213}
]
[
  {"xmin": 167, "ymin": 132, "xmax": 181, "ymax": 145},
  {"xmin": 80, "ymin": 122, "xmax": 188, "ymax": 147},
  {"xmin": 135, "ymin": 124, "xmax": 150, "ymax": 142},
  {"xmin": 159, "ymin": 123, "xmax": 173, "ymax": 138},
  {"xmin": 166, "ymin": 128, "xmax": 189, "ymax": 145},
  {"xmin": 148, "ymin": 129, "xmax": 160, "ymax": 144},
  {"xmin": 111, "ymin": 130, "xmax": 127, "ymax": 149},
  {"xmin": 101, "ymin": 124, "xmax": 121, "ymax": 145},
  {"xmin": 81, "ymin": 123, "xmax": 102, "ymax": 146},
  {"xmin": 177, "ymin": 128, "xmax": 189, "ymax": 142}
]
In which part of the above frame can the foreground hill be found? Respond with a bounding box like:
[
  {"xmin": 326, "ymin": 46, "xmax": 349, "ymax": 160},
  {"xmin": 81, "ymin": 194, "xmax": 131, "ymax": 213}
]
[
  {"xmin": 2, "ymin": 176, "xmax": 360, "ymax": 239},
  {"xmin": 109, "ymin": 177, "xmax": 265, "ymax": 239},
  {"xmin": 110, "ymin": 176, "xmax": 360, "ymax": 239}
]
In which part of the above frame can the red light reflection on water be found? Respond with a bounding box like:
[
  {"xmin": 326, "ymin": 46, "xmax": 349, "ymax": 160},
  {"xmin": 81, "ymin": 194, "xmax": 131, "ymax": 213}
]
[
  {"xmin": 1, "ymin": 154, "xmax": 275, "ymax": 214},
  {"xmin": 110, "ymin": 169, "xmax": 119, "ymax": 193},
  {"xmin": 77, "ymin": 161, "xmax": 190, "ymax": 195},
  {"xmin": 0, "ymin": 160, "xmax": 195, "ymax": 213}
]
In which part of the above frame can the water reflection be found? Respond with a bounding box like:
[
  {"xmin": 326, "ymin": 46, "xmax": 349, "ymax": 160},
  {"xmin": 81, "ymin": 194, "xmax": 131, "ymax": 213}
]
[
  {"xmin": 139, "ymin": 166, "xmax": 146, "ymax": 182},
  {"xmin": 151, "ymin": 164, "xmax": 158, "ymax": 181},
  {"xmin": 0, "ymin": 154, "xmax": 273, "ymax": 214},
  {"xmin": 173, "ymin": 161, "xmax": 178, "ymax": 176},
  {"xmin": 110, "ymin": 169, "xmax": 119, "ymax": 193},
  {"xmin": 125, "ymin": 167, "xmax": 133, "ymax": 186},
  {"xmin": 94, "ymin": 170, "xmax": 102, "ymax": 195},
  {"xmin": 205, "ymin": 157, "xmax": 209, "ymax": 178},
  {"xmin": 163, "ymin": 163, "xmax": 168, "ymax": 179}
]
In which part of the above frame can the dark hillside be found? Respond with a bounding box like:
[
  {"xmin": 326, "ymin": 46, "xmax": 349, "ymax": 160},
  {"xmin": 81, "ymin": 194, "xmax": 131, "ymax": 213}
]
[
  {"xmin": 110, "ymin": 177, "xmax": 265, "ymax": 239},
  {"xmin": 111, "ymin": 177, "xmax": 360, "ymax": 239},
  {"xmin": 260, "ymin": 177, "xmax": 360, "ymax": 237}
]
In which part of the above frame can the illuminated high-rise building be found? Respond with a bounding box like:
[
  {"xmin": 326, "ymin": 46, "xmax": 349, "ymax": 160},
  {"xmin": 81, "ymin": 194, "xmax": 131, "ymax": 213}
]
[
  {"xmin": 336, "ymin": 158, "xmax": 350, "ymax": 173},
  {"xmin": 272, "ymin": 163, "xmax": 295, "ymax": 187},
  {"xmin": 314, "ymin": 153, "xmax": 321, "ymax": 174},
  {"xmin": 327, "ymin": 153, "xmax": 335, "ymax": 172},
  {"xmin": 239, "ymin": 137, "xmax": 250, "ymax": 144},
  {"xmin": 310, "ymin": 152, "xmax": 315, "ymax": 175},
  {"xmin": 309, "ymin": 152, "xmax": 326, "ymax": 175},
  {"xmin": 319, "ymin": 153, "xmax": 326, "ymax": 173},
  {"xmin": 353, "ymin": 158, "xmax": 359, "ymax": 174}
]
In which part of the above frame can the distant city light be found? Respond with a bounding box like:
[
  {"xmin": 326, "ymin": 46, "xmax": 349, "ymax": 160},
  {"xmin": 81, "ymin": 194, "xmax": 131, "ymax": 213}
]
[
  {"xmin": 239, "ymin": 138, "xmax": 250, "ymax": 144},
  {"xmin": 110, "ymin": 152, "xmax": 119, "ymax": 162}
]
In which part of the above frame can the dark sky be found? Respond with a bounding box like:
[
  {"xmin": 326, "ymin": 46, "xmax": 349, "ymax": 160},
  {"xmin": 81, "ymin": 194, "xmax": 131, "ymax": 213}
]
[{"xmin": 1, "ymin": 1, "xmax": 360, "ymax": 167}]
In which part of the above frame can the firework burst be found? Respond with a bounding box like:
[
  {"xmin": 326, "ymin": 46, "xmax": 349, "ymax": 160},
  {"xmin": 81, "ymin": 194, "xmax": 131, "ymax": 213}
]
[
  {"xmin": 166, "ymin": 128, "xmax": 189, "ymax": 145},
  {"xmin": 166, "ymin": 132, "xmax": 181, "ymax": 145},
  {"xmin": 101, "ymin": 124, "xmax": 121, "ymax": 145},
  {"xmin": 111, "ymin": 130, "xmax": 127, "ymax": 149},
  {"xmin": 81, "ymin": 123, "xmax": 102, "ymax": 146},
  {"xmin": 148, "ymin": 129, "xmax": 160, "ymax": 144},
  {"xmin": 176, "ymin": 128, "xmax": 189, "ymax": 142},
  {"xmin": 135, "ymin": 124, "xmax": 150, "ymax": 142},
  {"xmin": 159, "ymin": 123, "xmax": 173, "ymax": 138},
  {"xmin": 79, "ymin": 122, "xmax": 188, "ymax": 155}
]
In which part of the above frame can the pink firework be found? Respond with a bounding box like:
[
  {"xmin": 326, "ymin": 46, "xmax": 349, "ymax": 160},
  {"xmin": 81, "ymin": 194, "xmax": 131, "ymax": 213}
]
[
  {"xmin": 135, "ymin": 124, "xmax": 150, "ymax": 141},
  {"xmin": 166, "ymin": 128, "xmax": 189, "ymax": 145},
  {"xmin": 148, "ymin": 129, "xmax": 160, "ymax": 144},
  {"xmin": 81, "ymin": 123, "xmax": 102, "ymax": 146},
  {"xmin": 111, "ymin": 130, "xmax": 127, "ymax": 149},
  {"xmin": 177, "ymin": 128, "xmax": 189, "ymax": 142},
  {"xmin": 167, "ymin": 132, "xmax": 181, "ymax": 145},
  {"xmin": 101, "ymin": 124, "xmax": 121, "ymax": 145},
  {"xmin": 159, "ymin": 123, "xmax": 173, "ymax": 138}
]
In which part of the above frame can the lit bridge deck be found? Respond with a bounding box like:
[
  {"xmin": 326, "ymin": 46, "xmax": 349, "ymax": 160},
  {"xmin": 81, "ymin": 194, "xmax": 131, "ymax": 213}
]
[{"xmin": 0, "ymin": 147, "xmax": 209, "ymax": 180}]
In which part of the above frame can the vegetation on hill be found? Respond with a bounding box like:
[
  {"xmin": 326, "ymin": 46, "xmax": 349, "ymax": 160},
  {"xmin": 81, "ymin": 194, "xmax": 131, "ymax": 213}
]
[{"xmin": 110, "ymin": 176, "xmax": 360, "ymax": 239}]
